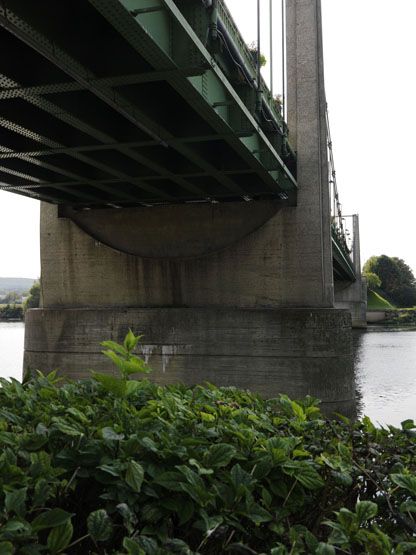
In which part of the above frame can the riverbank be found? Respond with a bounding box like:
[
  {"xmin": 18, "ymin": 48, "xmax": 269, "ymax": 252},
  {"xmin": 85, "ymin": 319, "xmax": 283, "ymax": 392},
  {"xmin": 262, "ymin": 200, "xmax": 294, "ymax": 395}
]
[
  {"xmin": 0, "ymin": 304, "xmax": 23, "ymax": 321},
  {"xmin": 367, "ymin": 307, "xmax": 416, "ymax": 327}
]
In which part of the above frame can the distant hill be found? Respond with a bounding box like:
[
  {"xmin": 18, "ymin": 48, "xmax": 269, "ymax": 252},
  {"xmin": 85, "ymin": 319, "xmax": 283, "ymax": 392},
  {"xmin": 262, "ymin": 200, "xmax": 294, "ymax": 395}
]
[{"xmin": 0, "ymin": 277, "xmax": 36, "ymax": 294}]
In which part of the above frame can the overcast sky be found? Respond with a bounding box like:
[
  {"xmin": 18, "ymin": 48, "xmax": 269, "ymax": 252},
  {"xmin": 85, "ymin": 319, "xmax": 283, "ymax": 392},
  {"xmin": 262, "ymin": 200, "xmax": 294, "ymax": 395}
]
[{"xmin": 1, "ymin": 0, "xmax": 416, "ymax": 278}]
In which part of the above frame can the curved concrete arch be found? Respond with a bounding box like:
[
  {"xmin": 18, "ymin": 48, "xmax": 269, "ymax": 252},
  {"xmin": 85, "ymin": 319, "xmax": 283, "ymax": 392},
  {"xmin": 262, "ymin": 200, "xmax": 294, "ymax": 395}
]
[{"xmin": 62, "ymin": 201, "xmax": 282, "ymax": 259}]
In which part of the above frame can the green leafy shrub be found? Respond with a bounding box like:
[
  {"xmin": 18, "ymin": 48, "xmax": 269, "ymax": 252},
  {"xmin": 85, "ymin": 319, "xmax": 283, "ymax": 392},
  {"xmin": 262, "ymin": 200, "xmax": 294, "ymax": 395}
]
[{"xmin": 0, "ymin": 332, "xmax": 416, "ymax": 554}]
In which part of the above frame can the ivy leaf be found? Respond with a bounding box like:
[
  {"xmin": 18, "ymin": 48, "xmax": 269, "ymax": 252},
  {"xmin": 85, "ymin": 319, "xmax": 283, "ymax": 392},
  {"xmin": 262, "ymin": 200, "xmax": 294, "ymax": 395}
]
[
  {"xmin": 47, "ymin": 520, "xmax": 73, "ymax": 554},
  {"xmin": 125, "ymin": 460, "xmax": 144, "ymax": 492},
  {"xmin": 31, "ymin": 509, "xmax": 73, "ymax": 532},
  {"xmin": 355, "ymin": 501, "xmax": 378, "ymax": 524},
  {"xmin": 5, "ymin": 488, "xmax": 27, "ymax": 517},
  {"xmin": 87, "ymin": 509, "xmax": 113, "ymax": 542}
]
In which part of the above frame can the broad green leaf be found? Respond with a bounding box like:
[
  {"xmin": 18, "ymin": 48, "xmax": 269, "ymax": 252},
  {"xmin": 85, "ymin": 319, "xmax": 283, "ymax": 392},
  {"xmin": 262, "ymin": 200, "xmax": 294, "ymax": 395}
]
[
  {"xmin": 98, "ymin": 463, "xmax": 123, "ymax": 477},
  {"xmin": 291, "ymin": 400, "xmax": 306, "ymax": 420},
  {"xmin": 205, "ymin": 443, "xmax": 236, "ymax": 468},
  {"xmin": 283, "ymin": 461, "xmax": 324, "ymax": 490},
  {"xmin": 101, "ymin": 340, "xmax": 127, "ymax": 356},
  {"xmin": 125, "ymin": 460, "xmax": 144, "ymax": 492},
  {"xmin": 93, "ymin": 373, "xmax": 126, "ymax": 397},
  {"xmin": 47, "ymin": 520, "xmax": 73, "ymax": 554},
  {"xmin": 122, "ymin": 538, "xmax": 145, "ymax": 555},
  {"xmin": 331, "ymin": 471, "xmax": 353, "ymax": 487},
  {"xmin": 0, "ymin": 542, "xmax": 14, "ymax": 555},
  {"xmin": 5, "ymin": 488, "xmax": 27, "ymax": 517},
  {"xmin": 87, "ymin": 509, "xmax": 113, "ymax": 542},
  {"xmin": 391, "ymin": 473, "xmax": 416, "ymax": 496},
  {"xmin": 122, "ymin": 357, "xmax": 151, "ymax": 376},
  {"xmin": 31, "ymin": 509, "xmax": 73, "ymax": 532},
  {"xmin": 246, "ymin": 503, "xmax": 273, "ymax": 524},
  {"xmin": 124, "ymin": 329, "xmax": 140, "ymax": 352},
  {"xmin": 355, "ymin": 501, "xmax": 378, "ymax": 523},
  {"xmin": 126, "ymin": 380, "xmax": 145, "ymax": 395},
  {"xmin": 154, "ymin": 471, "xmax": 184, "ymax": 491},
  {"xmin": 200, "ymin": 412, "xmax": 215, "ymax": 423},
  {"xmin": 316, "ymin": 544, "xmax": 336, "ymax": 555},
  {"xmin": 51, "ymin": 417, "xmax": 83, "ymax": 437},
  {"xmin": 101, "ymin": 349, "xmax": 125, "ymax": 371},
  {"xmin": 400, "ymin": 500, "xmax": 416, "ymax": 513},
  {"xmin": 65, "ymin": 407, "xmax": 89, "ymax": 424}
]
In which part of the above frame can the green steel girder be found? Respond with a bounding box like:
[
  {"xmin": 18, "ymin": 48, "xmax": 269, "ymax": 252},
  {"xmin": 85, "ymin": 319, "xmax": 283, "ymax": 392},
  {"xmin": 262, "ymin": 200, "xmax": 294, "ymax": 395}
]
[
  {"xmin": 332, "ymin": 230, "xmax": 356, "ymax": 282},
  {"xmin": 92, "ymin": 0, "xmax": 296, "ymax": 193},
  {"xmin": 0, "ymin": 70, "xmax": 209, "ymax": 200},
  {"xmin": 0, "ymin": 3, "xmax": 245, "ymax": 199},
  {"xmin": 0, "ymin": 0, "xmax": 296, "ymax": 207}
]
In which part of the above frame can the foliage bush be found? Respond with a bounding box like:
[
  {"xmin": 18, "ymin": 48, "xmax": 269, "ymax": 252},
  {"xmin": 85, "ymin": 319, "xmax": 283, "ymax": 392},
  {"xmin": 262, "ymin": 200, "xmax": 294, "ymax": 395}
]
[
  {"xmin": 24, "ymin": 281, "xmax": 41, "ymax": 311},
  {"xmin": 1, "ymin": 332, "xmax": 416, "ymax": 554}
]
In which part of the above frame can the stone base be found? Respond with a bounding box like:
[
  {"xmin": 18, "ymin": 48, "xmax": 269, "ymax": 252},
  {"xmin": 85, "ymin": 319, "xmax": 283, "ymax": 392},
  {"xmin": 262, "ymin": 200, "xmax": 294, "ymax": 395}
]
[{"xmin": 24, "ymin": 307, "xmax": 355, "ymax": 414}]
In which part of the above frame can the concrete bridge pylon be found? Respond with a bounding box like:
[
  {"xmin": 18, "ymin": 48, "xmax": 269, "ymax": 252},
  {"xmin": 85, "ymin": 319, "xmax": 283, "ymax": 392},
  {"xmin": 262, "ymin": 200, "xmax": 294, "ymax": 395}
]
[{"xmin": 24, "ymin": 0, "xmax": 355, "ymax": 413}]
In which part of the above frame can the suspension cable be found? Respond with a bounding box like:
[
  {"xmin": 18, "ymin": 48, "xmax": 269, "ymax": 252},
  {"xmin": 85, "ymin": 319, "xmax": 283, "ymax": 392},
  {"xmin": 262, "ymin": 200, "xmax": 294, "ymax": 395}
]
[{"xmin": 326, "ymin": 104, "xmax": 350, "ymax": 251}]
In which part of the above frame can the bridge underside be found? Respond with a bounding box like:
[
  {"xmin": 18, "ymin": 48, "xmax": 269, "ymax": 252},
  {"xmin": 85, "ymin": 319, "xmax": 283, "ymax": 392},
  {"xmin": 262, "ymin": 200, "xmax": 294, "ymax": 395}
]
[{"xmin": 0, "ymin": 0, "xmax": 297, "ymax": 208}]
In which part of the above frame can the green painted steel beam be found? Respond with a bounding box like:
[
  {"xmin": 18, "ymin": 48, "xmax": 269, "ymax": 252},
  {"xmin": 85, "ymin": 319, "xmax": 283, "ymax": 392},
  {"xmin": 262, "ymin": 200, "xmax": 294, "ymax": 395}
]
[
  {"xmin": 0, "ymin": 5, "xmax": 245, "ymax": 198},
  {"xmin": 332, "ymin": 232, "xmax": 356, "ymax": 282},
  {"xmin": 91, "ymin": 0, "xmax": 296, "ymax": 194}
]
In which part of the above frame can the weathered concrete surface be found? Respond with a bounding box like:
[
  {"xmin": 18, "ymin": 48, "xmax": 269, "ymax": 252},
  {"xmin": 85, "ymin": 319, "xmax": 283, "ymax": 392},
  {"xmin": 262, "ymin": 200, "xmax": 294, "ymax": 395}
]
[
  {"xmin": 40, "ymin": 201, "xmax": 331, "ymax": 309},
  {"xmin": 286, "ymin": 0, "xmax": 334, "ymax": 307},
  {"xmin": 366, "ymin": 311, "xmax": 387, "ymax": 323},
  {"xmin": 335, "ymin": 216, "xmax": 367, "ymax": 328},
  {"xmin": 61, "ymin": 201, "xmax": 282, "ymax": 259},
  {"xmin": 25, "ymin": 307, "xmax": 354, "ymax": 413}
]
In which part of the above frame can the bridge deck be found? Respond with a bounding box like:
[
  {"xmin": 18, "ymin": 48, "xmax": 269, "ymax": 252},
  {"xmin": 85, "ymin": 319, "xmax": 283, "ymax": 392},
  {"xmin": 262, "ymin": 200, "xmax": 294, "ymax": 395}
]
[{"xmin": 0, "ymin": 0, "xmax": 297, "ymax": 208}]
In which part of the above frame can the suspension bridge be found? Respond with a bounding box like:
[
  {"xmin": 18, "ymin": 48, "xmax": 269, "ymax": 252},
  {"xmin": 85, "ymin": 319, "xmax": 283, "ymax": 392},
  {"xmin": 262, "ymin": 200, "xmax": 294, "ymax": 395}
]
[{"xmin": 0, "ymin": 0, "xmax": 365, "ymax": 411}]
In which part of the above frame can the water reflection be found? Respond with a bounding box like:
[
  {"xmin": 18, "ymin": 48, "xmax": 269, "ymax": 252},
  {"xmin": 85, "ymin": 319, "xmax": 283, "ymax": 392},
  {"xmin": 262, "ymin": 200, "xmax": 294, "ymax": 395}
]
[
  {"xmin": 0, "ymin": 322, "xmax": 24, "ymax": 381},
  {"xmin": 353, "ymin": 327, "xmax": 416, "ymax": 427}
]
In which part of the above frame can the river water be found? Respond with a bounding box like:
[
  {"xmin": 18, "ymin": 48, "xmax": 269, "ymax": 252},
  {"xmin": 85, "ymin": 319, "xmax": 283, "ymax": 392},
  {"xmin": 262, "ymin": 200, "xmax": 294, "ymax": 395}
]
[{"xmin": 1, "ymin": 322, "xmax": 415, "ymax": 427}]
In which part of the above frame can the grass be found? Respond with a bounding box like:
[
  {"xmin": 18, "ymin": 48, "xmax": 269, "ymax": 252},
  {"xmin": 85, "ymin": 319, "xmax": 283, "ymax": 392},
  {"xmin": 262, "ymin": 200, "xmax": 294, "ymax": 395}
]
[{"xmin": 367, "ymin": 289, "xmax": 394, "ymax": 310}]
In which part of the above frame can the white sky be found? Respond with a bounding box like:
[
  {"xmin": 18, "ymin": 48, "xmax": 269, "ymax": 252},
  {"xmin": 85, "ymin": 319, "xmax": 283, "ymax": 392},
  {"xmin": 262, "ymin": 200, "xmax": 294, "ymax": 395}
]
[{"xmin": 1, "ymin": 0, "xmax": 416, "ymax": 277}]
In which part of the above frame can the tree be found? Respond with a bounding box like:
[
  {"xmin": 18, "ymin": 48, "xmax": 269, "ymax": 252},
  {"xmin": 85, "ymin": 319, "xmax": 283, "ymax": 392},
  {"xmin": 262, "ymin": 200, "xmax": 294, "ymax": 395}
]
[
  {"xmin": 363, "ymin": 272, "xmax": 381, "ymax": 291},
  {"xmin": 363, "ymin": 255, "xmax": 416, "ymax": 307},
  {"xmin": 0, "ymin": 291, "xmax": 19, "ymax": 304},
  {"xmin": 24, "ymin": 280, "xmax": 41, "ymax": 310}
]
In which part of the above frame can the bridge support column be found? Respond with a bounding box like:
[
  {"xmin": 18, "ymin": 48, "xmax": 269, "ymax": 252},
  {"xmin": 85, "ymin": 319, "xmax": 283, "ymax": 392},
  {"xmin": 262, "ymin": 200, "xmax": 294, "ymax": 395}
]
[
  {"xmin": 335, "ymin": 215, "xmax": 367, "ymax": 328},
  {"xmin": 24, "ymin": 0, "xmax": 355, "ymax": 413}
]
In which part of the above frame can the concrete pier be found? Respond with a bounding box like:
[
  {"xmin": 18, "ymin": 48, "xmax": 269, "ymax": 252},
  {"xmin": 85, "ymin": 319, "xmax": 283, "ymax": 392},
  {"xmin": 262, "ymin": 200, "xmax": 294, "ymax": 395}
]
[
  {"xmin": 24, "ymin": 0, "xmax": 355, "ymax": 412},
  {"xmin": 335, "ymin": 215, "xmax": 367, "ymax": 328}
]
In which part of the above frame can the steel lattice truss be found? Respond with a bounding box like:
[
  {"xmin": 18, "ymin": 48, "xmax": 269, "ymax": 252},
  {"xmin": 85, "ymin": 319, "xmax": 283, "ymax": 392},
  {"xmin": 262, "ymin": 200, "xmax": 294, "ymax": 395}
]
[{"xmin": 0, "ymin": 0, "xmax": 297, "ymax": 208}]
